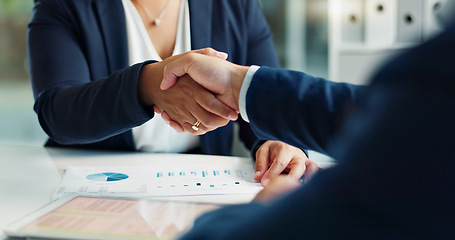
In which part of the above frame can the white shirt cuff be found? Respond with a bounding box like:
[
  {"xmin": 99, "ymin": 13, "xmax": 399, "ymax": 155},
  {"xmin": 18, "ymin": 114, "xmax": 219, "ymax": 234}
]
[{"xmin": 239, "ymin": 65, "xmax": 260, "ymax": 123}]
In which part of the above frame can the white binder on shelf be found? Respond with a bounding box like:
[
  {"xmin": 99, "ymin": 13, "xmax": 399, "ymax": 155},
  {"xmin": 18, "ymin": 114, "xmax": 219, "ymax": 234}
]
[
  {"xmin": 329, "ymin": 0, "xmax": 427, "ymax": 84},
  {"xmin": 423, "ymin": 0, "xmax": 448, "ymax": 39},
  {"xmin": 365, "ymin": 0, "xmax": 398, "ymax": 45},
  {"xmin": 335, "ymin": 46, "xmax": 408, "ymax": 85},
  {"xmin": 397, "ymin": 0, "xmax": 423, "ymax": 43},
  {"xmin": 341, "ymin": 0, "xmax": 365, "ymax": 43}
]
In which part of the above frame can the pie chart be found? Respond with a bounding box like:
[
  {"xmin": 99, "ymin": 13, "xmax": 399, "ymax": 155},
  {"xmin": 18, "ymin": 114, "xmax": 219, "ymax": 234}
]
[{"xmin": 86, "ymin": 172, "xmax": 129, "ymax": 182}]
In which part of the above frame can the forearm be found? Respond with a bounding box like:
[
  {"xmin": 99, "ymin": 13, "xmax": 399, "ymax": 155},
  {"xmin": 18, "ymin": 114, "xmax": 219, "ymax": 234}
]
[
  {"xmin": 246, "ymin": 67, "xmax": 365, "ymax": 155},
  {"xmin": 28, "ymin": 1, "xmax": 151, "ymax": 144},
  {"xmin": 34, "ymin": 62, "xmax": 153, "ymax": 144}
]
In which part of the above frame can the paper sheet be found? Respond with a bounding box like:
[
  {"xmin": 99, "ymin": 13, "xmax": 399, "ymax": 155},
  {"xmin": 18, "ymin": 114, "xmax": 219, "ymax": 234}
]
[
  {"xmin": 53, "ymin": 164, "xmax": 262, "ymax": 200},
  {"xmin": 21, "ymin": 196, "xmax": 221, "ymax": 240}
]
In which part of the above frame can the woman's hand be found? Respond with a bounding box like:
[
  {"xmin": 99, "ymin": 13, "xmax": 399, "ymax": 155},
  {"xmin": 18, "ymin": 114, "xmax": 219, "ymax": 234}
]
[{"xmin": 254, "ymin": 141, "xmax": 319, "ymax": 186}]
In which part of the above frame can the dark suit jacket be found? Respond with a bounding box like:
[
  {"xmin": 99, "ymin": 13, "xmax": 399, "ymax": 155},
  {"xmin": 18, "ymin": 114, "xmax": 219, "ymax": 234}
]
[
  {"xmin": 28, "ymin": 0, "xmax": 279, "ymax": 154},
  {"xmin": 180, "ymin": 21, "xmax": 455, "ymax": 240}
]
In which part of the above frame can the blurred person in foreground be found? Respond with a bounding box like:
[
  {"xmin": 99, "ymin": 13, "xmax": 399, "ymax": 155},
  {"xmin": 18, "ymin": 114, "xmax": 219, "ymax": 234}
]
[{"xmin": 155, "ymin": 7, "xmax": 455, "ymax": 239}]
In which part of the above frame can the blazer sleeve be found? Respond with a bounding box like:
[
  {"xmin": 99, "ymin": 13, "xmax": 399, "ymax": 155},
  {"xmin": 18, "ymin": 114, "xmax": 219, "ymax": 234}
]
[
  {"xmin": 236, "ymin": 0, "xmax": 281, "ymax": 153},
  {"xmin": 28, "ymin": 0, "xmax": 153, "ymax": 145},
  {"xmin": 246, "ymin": 67, "xmax": 364, "ymax": 155}
]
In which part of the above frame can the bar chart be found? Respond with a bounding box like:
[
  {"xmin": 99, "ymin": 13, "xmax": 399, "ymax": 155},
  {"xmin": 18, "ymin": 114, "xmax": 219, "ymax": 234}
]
[{"xmin": 53, "ymin": 164, "xmax": 262, "ymax": 200}]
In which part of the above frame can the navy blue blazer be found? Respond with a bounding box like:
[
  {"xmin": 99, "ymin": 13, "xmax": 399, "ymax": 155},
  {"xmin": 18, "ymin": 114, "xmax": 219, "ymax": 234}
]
[
  {"xmin": 180, "ymin": 21, "xmax": 455, "ymax": 240},
  {"xmin": 28, "ymin": 0, "xmax": 279, "ymax": 154}
]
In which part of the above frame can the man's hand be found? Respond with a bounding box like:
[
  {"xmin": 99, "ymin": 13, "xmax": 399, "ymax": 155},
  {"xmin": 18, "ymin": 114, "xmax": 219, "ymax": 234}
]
[
  {"xmin": 160, "ymin": 52, "xmax": 249, "ymax": 111},
  {"xmin": 253, "ymin": 175, "xmax": 301, "ymax": 203},
  {"xmin": 254, "ymin": 141, "xmax": 319, "ymax": 186}
]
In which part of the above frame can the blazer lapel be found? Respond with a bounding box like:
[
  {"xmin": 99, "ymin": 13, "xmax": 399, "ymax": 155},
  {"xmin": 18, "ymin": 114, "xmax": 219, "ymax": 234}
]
[
  {"xmin": 93, "ymin": 0, "xmax": 129, "ymax": 72},
  {"xmin": 188, "ymin": 0, "xmax": 213, "ymax": 49}
]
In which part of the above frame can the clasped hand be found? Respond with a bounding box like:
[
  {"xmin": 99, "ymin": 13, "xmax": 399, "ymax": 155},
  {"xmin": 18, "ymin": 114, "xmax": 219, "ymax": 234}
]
[{"xmin": 138, "ymin": 48, "xmax": 238, "ymax": 135}]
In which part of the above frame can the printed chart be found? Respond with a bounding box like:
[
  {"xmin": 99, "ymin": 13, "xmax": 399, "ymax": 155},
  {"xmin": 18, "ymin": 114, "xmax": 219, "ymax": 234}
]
[
  {"xmin": 86, "ymin": 172, "xmax": 129, "ymax": 182},
  {"xmin": 53, "ymin": 164, "xmax": 262, "ymax": 200}
]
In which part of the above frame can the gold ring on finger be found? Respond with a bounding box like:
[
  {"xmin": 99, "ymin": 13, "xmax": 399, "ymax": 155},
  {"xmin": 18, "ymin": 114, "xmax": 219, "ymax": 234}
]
[{"xmin": 192, "ymin": 120, "xmax": 201, "ymax": 131}]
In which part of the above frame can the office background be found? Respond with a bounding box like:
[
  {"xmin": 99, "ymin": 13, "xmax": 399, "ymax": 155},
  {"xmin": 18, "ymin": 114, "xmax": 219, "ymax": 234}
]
[{"xmin": 0, "ymin": 0, "xmax": 330, "ymax": 148}]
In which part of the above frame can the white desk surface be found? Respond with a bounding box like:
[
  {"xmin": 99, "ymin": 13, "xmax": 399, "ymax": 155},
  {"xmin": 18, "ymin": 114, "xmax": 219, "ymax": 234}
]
[{"xmin": 0, "ymin": 145, "xmax": 334, "ymax": 239}]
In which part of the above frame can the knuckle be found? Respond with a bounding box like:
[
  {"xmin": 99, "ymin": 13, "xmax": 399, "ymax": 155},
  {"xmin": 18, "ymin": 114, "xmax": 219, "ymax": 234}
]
[
  {"xmin": 290, "ymin": 174, "xmax": 301, "ymax": 180},
  {"xmin": 255, "ymin": 153, "xmax": 263, "ymax": 162},
  {"xmin": 205, "ymin": 100, "xmax": 218, "ymax": 109},
  {"xmin": 278, "ymin": 144, "xmax": 287, "ymax": 151},
  {"xmin": 256, "ymin": 162, "xmax": 267, "ymax": 170},
  {"xmin": 186, "ymin": 53, "xmax": 197, "ymax": 63},
  {"xmin": 162, "ymin": 64, "xmax": 169, "ymax": 74},
  {"xmin": 256, "ymin": 148, "xmax": 264, "ymax": 156},
  {"xmin": 204, "ymin": 115, "xmax": 228, "ymax": 128},
  {"xmin": 205, "ymin": 126, "xmax": 217, "ymax": 132},
  {"xmin": 203, "ymin": 118, "xmax": 219, "ymax": 128},
  {"xmin": 203, "ymin": 47, "xmax": 214, "ymax": 55},
  {"xmin": 276, "ymin": 159, "xmax": 288, "ymax": 168}
]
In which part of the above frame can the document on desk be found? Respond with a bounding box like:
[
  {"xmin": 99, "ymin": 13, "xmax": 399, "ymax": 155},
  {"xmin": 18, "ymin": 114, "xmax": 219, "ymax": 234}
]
[{"xmin": 52, "ymin": 164, "xmax": 262, "ymax": 200}]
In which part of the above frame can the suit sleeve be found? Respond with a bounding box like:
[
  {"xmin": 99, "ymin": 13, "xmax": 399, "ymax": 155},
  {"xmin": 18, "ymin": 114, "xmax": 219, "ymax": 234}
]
[
  {"xmin": 28, "ymin": 0, "xmax": 153, "ymax": 145},
  {"xmin": 246, "ymin": 67, "xmax": 364, "ymax": 155}
]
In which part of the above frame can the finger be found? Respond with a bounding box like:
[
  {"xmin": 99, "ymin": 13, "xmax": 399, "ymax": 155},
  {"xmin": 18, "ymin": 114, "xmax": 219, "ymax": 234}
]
[
  {"xmin": 302, "ymin": 161, "xmax": 319, "ymax": 183},
  {"xmin": 192, "ymin": 101, "xmax": 234, "ymax": 127},
  {"xmin": 153, "ymin": 105, "xmax": 162, "ymax": 114},
  {"xmin": 176, "ymin": 79, "xmax": 233, "ymax": 127},
  {"xmin": 261, "ymin": 154, "xmax": 292, "ymax": 186},
  {"xmin": 186, "ymin": 101, "xmax": 231, "ymax": 129},
  {"xmin": 253, "ymin": 176, "xmax": 301, "ymax": 203},
  {"xmin": 254, "ymin": 144, "xmax": 271, "ymax": 180},
  {"xmin": 163, "ymin": 111, "xmax": 206, "ymax": 134},
  {"xmin": 161, "ymin": 57, "xmax": 183, "ymax": 90},
  {"xmin": 192, "ymin": 47, "xmax": 217, "ymax": 56},
  {"xmin": 177, "ymin": 110, "xmax": 210, "ymax": 135},
  {"xmin": 169, "ymin": 110, "xmax": 217, "ymax": 135},
  {"xmin": 157, "ymin": 75, "xmax": 231, "ymax": 132},
  {"xmin": 169, "ymin": 120, "xmax": 185, "ymax": 133},
  {"xmin": 287, "ymin": 158, "xmax": 306, "ymax": 180},
  {"xmin": 195, "ymin": 90, "xmax": 238, "ymax": 121},
  {"xmin": 182, "ymin": 121, "xmax": 209, "ymax": 135},
  {"xmin": 216, "ymin": 52, "xmax": 228, "ymax": 60},
  {"xmin": 160, "ymin": 111, "xmax": 171, "ymax": 124},
  {"xmin": 161, "ymin": 71, "xmax": 179, "ymax": 90},
  {"xmin": 192, "ymin": 47, "xmax": 228, "ymax": 60}
]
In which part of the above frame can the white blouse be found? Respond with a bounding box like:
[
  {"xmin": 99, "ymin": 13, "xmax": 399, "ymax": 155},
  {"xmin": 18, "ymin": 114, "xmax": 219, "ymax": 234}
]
[{"xmin": 122, "ymin": 0, "xmax": 199, "ymax": 153}]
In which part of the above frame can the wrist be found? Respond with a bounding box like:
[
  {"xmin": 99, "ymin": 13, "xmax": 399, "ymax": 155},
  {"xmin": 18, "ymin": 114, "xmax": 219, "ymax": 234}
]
[
  {"xmin": 138, "ymin": 62, "xmax": 163, "ymax": 107},
  {"xmin": 230, "ymin": 65, "xmax": 249, "ymax": 109}
]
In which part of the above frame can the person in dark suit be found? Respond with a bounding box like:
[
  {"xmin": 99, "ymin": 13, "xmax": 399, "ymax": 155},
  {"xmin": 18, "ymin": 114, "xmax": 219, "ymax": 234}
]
[
  {"xmin": 159, "ymin": 17, "xmax": 455, "ymax": 240},
  {"xmin": 28, "ymin": 0, "xmax": 318, "ymax": 184}
]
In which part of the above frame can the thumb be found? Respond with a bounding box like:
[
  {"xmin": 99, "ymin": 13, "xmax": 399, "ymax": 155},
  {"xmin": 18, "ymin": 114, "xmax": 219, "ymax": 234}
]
[
  {"xmin": 160, "ymin": 54, "xmax": 191, "ymax": 90},
  {"xmin": 194, "ymin": 47, "xmax": 228, "ymax": 59}
]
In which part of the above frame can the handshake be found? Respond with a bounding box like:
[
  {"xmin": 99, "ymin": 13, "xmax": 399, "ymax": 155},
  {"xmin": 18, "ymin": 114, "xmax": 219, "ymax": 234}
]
[{"xmin": 138, "ymin": 48, "xmax": 250, "ymax": 135}]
